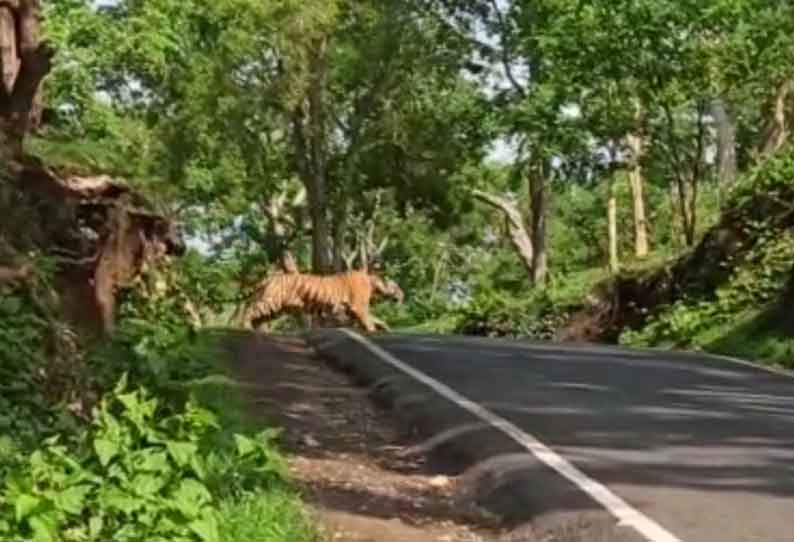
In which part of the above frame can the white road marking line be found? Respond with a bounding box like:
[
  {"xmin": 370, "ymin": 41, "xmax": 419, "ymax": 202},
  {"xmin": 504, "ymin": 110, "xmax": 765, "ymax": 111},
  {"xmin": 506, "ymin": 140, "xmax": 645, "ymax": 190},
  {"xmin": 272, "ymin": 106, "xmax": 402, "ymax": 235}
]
[{"xmin": 337, "ymin": 328, "xmax": 684, "ymax": 542}]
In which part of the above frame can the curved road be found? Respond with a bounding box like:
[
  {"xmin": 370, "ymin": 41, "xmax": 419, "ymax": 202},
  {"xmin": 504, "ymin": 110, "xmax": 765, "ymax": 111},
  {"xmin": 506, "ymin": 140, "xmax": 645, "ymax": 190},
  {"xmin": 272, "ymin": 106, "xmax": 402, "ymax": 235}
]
[{"xmin": 347, "ymin": 333, "xmax": 794, "ymax": 542}]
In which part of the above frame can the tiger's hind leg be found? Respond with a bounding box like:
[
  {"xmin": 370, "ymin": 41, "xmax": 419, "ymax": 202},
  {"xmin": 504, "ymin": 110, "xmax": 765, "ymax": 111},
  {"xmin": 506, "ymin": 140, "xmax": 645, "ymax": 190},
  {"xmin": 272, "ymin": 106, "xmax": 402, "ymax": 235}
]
[{"xmin": 250, "ymin": 315, "xmax": 273, "ymax": 333}]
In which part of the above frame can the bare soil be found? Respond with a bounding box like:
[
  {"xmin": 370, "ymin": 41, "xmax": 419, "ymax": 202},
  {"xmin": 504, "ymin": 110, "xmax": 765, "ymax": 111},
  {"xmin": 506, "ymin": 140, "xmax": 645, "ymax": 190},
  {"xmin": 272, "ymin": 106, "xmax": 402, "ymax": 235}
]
[{"xmin": 225, "ymin": 332, "xmax": 505, "ymax": 542}]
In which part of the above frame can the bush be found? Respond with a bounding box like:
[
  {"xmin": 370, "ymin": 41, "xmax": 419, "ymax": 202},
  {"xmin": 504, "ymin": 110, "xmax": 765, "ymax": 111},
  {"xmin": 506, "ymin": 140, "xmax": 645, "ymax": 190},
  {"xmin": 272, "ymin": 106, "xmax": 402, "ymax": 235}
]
[
  {"xmin": 621, "ymin": 151, "xmax": 794, "ymax": 352},
  {"xmin": 454, "ymin": 290, "xmax": 571, "ymax": 340},
  {"xmin": 0, "ymin": 379, "xmax": 292, "ymax": 542}
]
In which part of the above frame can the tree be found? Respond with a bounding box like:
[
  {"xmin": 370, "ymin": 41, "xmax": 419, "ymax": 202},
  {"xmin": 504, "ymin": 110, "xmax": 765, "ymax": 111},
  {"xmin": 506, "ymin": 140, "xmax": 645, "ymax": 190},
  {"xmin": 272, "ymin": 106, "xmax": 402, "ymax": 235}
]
[{"xmin": 0, "ymin": 0, "xmax": 53, "ymax": 157}]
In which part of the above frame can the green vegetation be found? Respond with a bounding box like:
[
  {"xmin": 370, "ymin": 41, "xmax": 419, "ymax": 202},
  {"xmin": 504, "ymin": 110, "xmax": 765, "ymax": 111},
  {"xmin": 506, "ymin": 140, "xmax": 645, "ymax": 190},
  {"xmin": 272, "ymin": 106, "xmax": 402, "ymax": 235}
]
[
  {"xmin": 3, "ymin": 0, "xmax": 794, "ymax": 537},
  {"xmin": 619, "ymin": 152, "xmax": 794, "ymax": 368},
  {"xmin": 0, "ymin": 266, "xmax": 318, "ymax": 541}
]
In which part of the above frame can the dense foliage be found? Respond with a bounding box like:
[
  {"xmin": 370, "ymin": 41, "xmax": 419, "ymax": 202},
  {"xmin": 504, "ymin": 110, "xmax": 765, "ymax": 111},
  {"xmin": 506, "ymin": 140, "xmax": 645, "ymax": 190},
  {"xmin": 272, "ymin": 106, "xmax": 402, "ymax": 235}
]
[{"xmin": 4, "ymin": 0, "xmax": 794, "ymax": 538}]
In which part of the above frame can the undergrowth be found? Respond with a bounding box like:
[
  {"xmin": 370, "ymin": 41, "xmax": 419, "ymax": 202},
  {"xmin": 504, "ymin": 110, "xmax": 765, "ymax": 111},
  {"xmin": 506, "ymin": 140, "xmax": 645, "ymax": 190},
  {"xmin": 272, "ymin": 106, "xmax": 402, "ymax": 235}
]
[
  {"xmin": 0, "ymin": 261, "xmax": 318, "ymax": 542},
  {"xmin": 620, "ymin": 151, "xmax": 794, "ymax": 367}
]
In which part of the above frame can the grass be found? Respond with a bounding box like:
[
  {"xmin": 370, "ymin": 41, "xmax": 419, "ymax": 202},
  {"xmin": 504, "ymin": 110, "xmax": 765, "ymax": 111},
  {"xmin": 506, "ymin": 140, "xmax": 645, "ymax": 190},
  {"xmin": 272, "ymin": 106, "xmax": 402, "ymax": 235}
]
[
  {"xmin": 704, "ymin": 307, "xmax": 794, "ymax": 369},
  {"xmin": 219, "ymin": 491, "xmax": 319, "ymax": 542},
  {"xmin": 26, "ymin": 136, "xmax": 127, "ymax": 174}
]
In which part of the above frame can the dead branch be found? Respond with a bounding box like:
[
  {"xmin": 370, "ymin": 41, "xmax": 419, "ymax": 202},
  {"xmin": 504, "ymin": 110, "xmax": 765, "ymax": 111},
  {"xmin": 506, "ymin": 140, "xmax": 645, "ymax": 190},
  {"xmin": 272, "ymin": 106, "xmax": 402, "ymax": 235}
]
[{"xmin": 472, "ymin": 188, "xmax": 535, "ymax": 276}]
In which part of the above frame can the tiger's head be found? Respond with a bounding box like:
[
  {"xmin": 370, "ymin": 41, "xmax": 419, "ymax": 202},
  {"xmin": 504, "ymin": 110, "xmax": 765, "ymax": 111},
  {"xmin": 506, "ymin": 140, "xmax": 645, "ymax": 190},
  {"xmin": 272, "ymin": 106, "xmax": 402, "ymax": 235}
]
[{"xmin": 371, "ymin": 275, "xmax": 405, "ymax": 304}]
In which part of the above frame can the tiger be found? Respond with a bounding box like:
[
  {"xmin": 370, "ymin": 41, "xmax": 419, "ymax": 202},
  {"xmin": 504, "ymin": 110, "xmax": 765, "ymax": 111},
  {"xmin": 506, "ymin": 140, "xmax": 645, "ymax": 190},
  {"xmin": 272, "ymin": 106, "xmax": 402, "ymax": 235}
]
[{"xmin": 240, "ymin": 270, "xmax": 404, "ymax": 333}]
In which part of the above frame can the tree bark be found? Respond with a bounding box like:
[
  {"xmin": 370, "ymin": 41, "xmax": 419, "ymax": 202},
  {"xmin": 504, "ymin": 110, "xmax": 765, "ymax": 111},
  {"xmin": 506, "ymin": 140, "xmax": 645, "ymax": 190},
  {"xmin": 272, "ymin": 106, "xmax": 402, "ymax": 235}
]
[
  {"xmin": 626, "ymin": 129, "xmax": 649, "ymax": 259},
  {"xmin": 332, "ymin": 190, "xmax": 349, "ymax": 272},
  {"xmin": 758, "ymin": 80, "xmax": 794, "ymax": 160},
  {"xmin": 291, "ymin": 37, "xmax": 332, "ymax": 273},
  {"xmin": 608, "ymin": 179, "xmax": 619, "ymax": 275},
  {"xmin": 662, "ymin": 101, "xmax": 705, "ymax": 247},
  {"xmin": 529, "ymin": 163, "xmax": 548, "ymax": 284},
  {"xmin": 473, "ymin": 189, "xmax": 534, "ymax": 280},
  {"xmin": 307, "ymin": 38, "xmax": 332, "ymax": 272},
  {"xmin": 669, "ymin": 181, "xmax": 683, "ymax": 248},
  {"xmin": 0, "ymin": 0, "xmax": 53, "ymax": 158},
  {"xmin": 711, "ymin": 98, "xmax": 737, "ymax": 192}
]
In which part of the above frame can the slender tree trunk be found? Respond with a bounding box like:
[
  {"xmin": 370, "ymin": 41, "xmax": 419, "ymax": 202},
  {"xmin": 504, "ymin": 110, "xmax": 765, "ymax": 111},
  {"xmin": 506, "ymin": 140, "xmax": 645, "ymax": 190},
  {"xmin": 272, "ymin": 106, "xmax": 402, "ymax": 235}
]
[
  {"xmin": 473, "ymin": 189, "xmax": 534, "ymax": 280},
  {"xmin": 669, "ymin": 181, "xmax": 683, "ymax": 248},
  {"xmin": 608, "ymin": 178, "xmax": 619, "ymax": 275},
  {"xmin": 529, "ymin": 164, "xmax": 548, "ymax": 284},
  {"xmin": 626, "ymin": 133, "xmax": 649, "ymax": 259},
  {"xmin": 627, "ymin": 100, "xmax": 649, "ymax": 258},
  {"xmin": 676, "ymin": 175, "xmax": 695, "ymax": 246},
  {"xmin": 711, "ymin": 98, "xmax": 737, "ymax": 193}
]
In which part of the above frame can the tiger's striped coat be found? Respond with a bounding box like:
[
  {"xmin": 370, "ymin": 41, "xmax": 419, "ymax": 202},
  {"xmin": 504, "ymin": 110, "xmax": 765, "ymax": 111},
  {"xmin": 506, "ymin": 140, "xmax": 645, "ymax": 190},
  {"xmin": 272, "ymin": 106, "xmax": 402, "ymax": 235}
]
[{"xmin": 241, "ymin": 270, "xmax": 404, "ymax": 333}]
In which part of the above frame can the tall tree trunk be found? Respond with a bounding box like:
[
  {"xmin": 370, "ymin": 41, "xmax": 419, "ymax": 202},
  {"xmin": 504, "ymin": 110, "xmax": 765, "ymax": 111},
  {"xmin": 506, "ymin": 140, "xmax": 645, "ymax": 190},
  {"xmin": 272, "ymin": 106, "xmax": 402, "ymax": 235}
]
[
  {"xmin": 627, "ymin": 100, "xmax": 649, "ymax": 258},
  {"xmin": 758, "ymin": 80, "xmax": 794, "ymax": 160},
  {"xmin": 332, "ymin": 192, "xmax": 348, "ymax": 272},
  {"xmin": 711, "ymin": 98, "xmax": 737, "ymax": 193},
  {"xmin": 669, "ymin": 181, "xmax": 683, "ymax": 248},
  {"xmin": 676, "ymin": 174, "xmax": 695, "ymax": 246},
  {"xmin": 473, "ymin": 189, "xmax": 534, "ymax": 280},
  {"xmin": 307, "ymin": 37, "xmax": 331, "ymax": 273},
  {"xmin": 292, "ymin": 37, "xmax": 332, "ymax": 273},
  {"xmin": 626, "ymin": 133, "xmax": 649, "ymax": 258},
  {"xmin": 0, "ymin": 1, "xmax": 54, "ymax": 158},
  {"xmin": 529, "ymin": 163, "xmax": 548, "ymax": 285},
  {"xmin": 663, "ymin": 101, "xmax": 705, "ymax": 247},
  {"xmin": 608, "ymin": 179, "xmax": 619, "ymax": 275}
]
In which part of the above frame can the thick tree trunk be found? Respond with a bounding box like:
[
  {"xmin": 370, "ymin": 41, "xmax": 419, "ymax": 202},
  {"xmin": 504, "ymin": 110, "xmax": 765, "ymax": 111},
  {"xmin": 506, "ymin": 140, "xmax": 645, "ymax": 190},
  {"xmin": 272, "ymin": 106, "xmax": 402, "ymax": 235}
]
[
  {"xmin": 608, "ymin": 180, "xmax": 619, "ymax": 275},
  {"xmin": 307, "ymin": 38, "xmax": 331, "ymax": 273},
  {"xmin": 758, "ymin": 80, "xmax": 794, "ymax": 160},
  {"xmin": 292, "ymin": 37, "xmax": 332, "ymax": 273},
  {"xmin": 626, "ymin": 130, "xmax": 649, "ymax": 258},
  {"xmin": 0, "ymin": 1, "xmax": 53, "ymax": 158},
  {"xmin": 473, "ymin": 189, "xmax": 534, "ymax": 280},
  {"xmin": 529, "ymin": 166, "xmax": 548, "ymax": 284},
  {"xmin": 711, "ymin": 98, "xmax": 737, "ymax": 191},
  {"xmin": 332, "ymin": 193, "xmax": 348, "ymax": 272}
]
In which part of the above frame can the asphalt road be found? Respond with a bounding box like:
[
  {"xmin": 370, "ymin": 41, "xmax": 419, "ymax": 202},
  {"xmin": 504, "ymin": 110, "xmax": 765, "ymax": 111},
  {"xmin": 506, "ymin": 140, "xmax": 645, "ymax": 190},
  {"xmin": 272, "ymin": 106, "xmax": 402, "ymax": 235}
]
[{"xmin": 367, "ymin": 334, "xmax": 794, "ymax": 542}]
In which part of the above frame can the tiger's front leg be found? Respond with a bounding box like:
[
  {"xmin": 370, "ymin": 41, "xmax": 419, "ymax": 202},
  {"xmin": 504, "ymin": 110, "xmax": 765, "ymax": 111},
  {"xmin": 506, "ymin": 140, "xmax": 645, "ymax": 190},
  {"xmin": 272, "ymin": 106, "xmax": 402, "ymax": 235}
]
[
  {"xmin": 350, "ymin": 305, "xmax": 378, "ymax": 333},
  {"xmin": 371, "ymin": 315, "xmax": 390, "ymax": 332}
]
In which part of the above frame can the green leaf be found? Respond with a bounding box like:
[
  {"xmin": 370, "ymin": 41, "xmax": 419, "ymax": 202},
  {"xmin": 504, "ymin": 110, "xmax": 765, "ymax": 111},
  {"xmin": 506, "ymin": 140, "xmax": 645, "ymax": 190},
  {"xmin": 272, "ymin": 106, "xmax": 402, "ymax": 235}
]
[
  {"xmin": 189, "ymin": 513, "xmax": 219, "ymax": 542},
  {"xmin": 113, "ymin": 373, "xmax": 129, "ymax": 394},
  {"xmin": 55, "ymin": 485, "xmax": 91, "ymax": 515},
  {"xmin": 233, "ymin": 434, "xmax": 256, "ymax": 457},
  {"xmin": 15, "ymin": 494, "xmax": 41, "ymax": 522},
  {"xmin": 89, "ymin": 515, "xmax": 103, "ymax": 539},
  {"xmin": 135, "ymin": 449, "xmax": 171, "ymax": 473},
  {"xmin": 166, "ymin": 441, "xmax": 197, "ymax": 467},
  {"xmin": 170, "ymin": 479, "xmax": 212, "ymax": 519},
  {"xmin": 130, "ymin": 473, "xmax": 166, "ymax": 496},
  {"xmin": 93, "ymin": 438, "xmax": 119, "ymax": 468},
  {"xmin": 98, "ymin": 487, "xmax": 141, "ymax": 515},
  {"xmin": 29, "ymin": 512, "xmax": 58, "ymax": 542}
]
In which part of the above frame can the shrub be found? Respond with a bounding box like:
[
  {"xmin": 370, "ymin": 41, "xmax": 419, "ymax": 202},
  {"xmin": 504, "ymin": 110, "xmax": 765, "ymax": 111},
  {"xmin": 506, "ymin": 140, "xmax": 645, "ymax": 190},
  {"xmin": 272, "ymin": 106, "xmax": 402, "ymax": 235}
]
[{"xmin": 0, "ymin": 379, "xmax": 289, "ymax": 542}]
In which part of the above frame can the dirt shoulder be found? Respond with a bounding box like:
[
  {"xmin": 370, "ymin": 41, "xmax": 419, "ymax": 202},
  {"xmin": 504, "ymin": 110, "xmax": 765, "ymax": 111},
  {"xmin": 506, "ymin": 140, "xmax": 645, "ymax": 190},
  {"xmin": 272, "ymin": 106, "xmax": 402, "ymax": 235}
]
[{"xmin": 223, "ymin": 332, "xmax": 502, "ymax": 542}]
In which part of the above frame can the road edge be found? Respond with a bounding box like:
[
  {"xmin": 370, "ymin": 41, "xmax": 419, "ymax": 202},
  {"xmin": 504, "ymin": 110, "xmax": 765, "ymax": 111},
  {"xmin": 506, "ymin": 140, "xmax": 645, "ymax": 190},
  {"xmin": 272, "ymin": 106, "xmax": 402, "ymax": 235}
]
[{"xmin": 306, "ymin": 328, "xmax": 679, "ymax": 542}]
